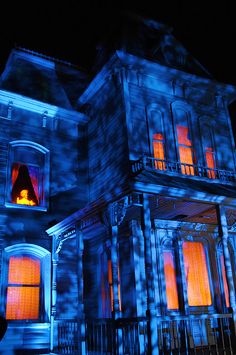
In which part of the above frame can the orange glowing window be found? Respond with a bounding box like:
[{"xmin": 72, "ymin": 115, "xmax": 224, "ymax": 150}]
[
  {"xmin": 183, "ymin": 242, "xmax": 212, "ymax": 306},
  {"xmin": 163, "ymin": 251, "xmax": 179, "ymax": 310},
  {"xmin": 108, "ymin": 260, "xmax": 121, "ymax": 312},
  {"xmin": 11, "ymin": 163, "xmax": 39, "ymax": 206},
  {"xmin": 220, "ymin": 255, "xmax": 230, "ymax": 308},
  {"xmin": 176, "ymin": 125, "xmax": 194, "ymax": 175},
  {"xmin": 153, "ymin": 133, "xmax": 166, "ymax": 170},
  {"xmin": 205, "ymin": 147, "xmax": 216, "ymax": 179},
  {"xmin": 6, "ymin": 256, "xmax": 41, "ymax": 320}
]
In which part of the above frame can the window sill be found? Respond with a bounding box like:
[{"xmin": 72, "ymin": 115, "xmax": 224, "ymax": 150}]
[{"xmin": 5, "ymin": 202, "xmax": 47, "ymax": 212}]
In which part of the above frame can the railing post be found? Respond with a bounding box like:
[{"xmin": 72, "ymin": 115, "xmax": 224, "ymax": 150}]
[
  {"xmin": 217, "ymin": 205, "xmax": 236, "ymax": 334},
  {"xmin": 141, "ymin": 193, "xmax": 159, "ymax": 354}
]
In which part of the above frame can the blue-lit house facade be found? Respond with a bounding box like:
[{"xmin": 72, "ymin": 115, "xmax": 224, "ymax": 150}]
[{"xmin": 0, "ymin": 17, "xmax": 236, "ymax": 354}]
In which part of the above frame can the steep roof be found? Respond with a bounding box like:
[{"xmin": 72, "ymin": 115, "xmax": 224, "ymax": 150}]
[{"xmin": 0, "ymin": 48, "xmax": 89, "ymax": 109}]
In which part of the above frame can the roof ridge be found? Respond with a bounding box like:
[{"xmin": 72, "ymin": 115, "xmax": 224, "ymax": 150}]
[{"xmin": 14, "ymin": 45, "xmax": 81, "ymax": 70}]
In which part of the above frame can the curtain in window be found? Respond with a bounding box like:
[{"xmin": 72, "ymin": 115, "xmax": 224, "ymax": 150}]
[
  {"xmin": 163, "ymin": 251, "xmax": 179, "ymax": 310},
  {"xmin": 153, "ymin": 133, "xmax": 166, "ymax": 170},
  {"xmin": 6, "ymin": 256, "xmax": 40, "ymax": 320},
  {"xmin": 11, "ymin": 163, "xmax": 39, "ymax": 205},
  {"xmin": 220, "ymin": 254, "xmax": 230, "ymax": 307},
  {"xmin": 183, "ymin": 242, "xmax": 212, "ymax": 306},
  {"xmin": 177, "ymin": 126, "xmax": 194, "ymax": 175}
]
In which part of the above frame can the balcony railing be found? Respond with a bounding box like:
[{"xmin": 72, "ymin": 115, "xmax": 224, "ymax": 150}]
[
  {"xmin": 56, "ymin": 313, "xmax": 235, "ymax": 354},
  {"xmin": 131, "ymin": 156, "xmax": 236, "ymax": 182}
]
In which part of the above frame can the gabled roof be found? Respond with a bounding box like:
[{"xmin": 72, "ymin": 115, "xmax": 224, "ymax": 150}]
[{"xmin": 0, "ymin": 47, "xmax": 89, "ymax": 109}]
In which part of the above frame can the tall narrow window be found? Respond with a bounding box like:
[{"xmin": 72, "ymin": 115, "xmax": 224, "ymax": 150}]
[
  {"xmin": 108, "ymin": 260, "xmax": 121, "ymax": 312},
  {"xmin": 205, "ymin": 147, "xmax": 216, "ymax": 178},
  {"xmin": 220, "ymin": 254, "xmax": 230, "ymax": 308},
  {"xmin": 183, "ymin": 242, "xmax": 212, "ymax": 306},
  {"xmin": 6, "ymin": 256, "xmax": 41, "ymax": 320},
  {"xmin": 163, "ymin": 251, "xmax": 179, "ymax": 310},
  {"xmin": 153, "ymin": 133, "xmax": 166, "ymax": 170},
  {"xmin": 177, "ymin": 125, "xmax": 194, "ymax": 175}
]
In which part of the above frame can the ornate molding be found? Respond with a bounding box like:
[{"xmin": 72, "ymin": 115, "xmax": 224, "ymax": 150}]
[
  {"xmin": 55, "ymin": 228, "xmax": 76, "ymax": 254},
  {"xmin": 103, "ymin": 197, "xmax": 129, "ymax": 227}
]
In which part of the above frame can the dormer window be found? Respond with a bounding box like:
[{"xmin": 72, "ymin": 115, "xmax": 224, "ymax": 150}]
[{"xmin": 6, "ymin": 141, "xmax": 49, "ymax": 211}]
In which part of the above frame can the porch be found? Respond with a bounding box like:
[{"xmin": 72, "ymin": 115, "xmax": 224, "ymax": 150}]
[{"xmin": 55, "ymin": 313, "xmax": 235, "ymax": 354}]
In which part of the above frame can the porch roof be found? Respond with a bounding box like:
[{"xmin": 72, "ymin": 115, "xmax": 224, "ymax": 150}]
[{"xmin": 131, "ymin": 169, "xmax": 236, "ymax": 206}]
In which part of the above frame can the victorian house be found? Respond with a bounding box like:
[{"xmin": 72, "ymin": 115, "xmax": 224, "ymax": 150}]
[{"xmin": 0, "ymin": 15, "xmax": 236, "ymax": 354}]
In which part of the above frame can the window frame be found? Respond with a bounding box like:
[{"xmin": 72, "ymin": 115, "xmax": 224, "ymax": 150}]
[
  {"xmin": 5, "ymin": 140, "xmax": 49, "ymax": 211},
  {"xmin": 1, "ymin": 244, "xmax": 51, "ymax": 323},
  {"xmin": 182, "ymin": 238, "xmax": 215, "ymax": 314}
]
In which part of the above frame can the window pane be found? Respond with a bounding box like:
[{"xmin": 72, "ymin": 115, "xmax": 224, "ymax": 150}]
[
  {"xmin": 205, "ymin": 148, "xmax": 216, "ymax": 179},
  {"xmin": 153, "ymin": 133, "xmax": 166, "ymax": 170},
  {"xmin": 163, "ymin": 252, "xmax": 179, "ymax": 310},
  {"xmin": 183, "ymin": 242, "xmax": 212, "ymax": 306},
  {"xmin": 176, "ymin": 126, "xmax": 194, "ymax": 175},
  {"xmin": 6, "ymin": 287, "xmax": 40, "ymax": 320},
  {"xmin": 6, "ymin": 256, "xmax": 41, "ymax": 320},
  {"xmin": 8, "ymin": 256, "xmax": 40, "ymax": 285},
  {"xmin": 220, "ymin": 254, "xmax": 230, "ymax": 307}
]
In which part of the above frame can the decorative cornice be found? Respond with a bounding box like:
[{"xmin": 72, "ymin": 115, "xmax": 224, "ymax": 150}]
[
  {"xmin": 0, "ymin": 89, "xmax": 88, "ymax": 124},
  {"xmin": 55, "ymin": 228, "xmax": 76, "ymax": 254}
]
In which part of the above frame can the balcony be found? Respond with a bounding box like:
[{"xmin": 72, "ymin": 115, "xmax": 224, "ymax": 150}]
[{"xmin": 132, "ymin": 156, "xmax": 236, "ymax": 183}]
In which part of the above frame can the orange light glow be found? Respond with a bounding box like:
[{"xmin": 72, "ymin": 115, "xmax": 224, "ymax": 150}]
[
  {"xmin": 6, "ymin": 256, "xmax": 40, "ymax": 320},
  {"xmin": 6, "ymin": 287, "xmax": 40, "ymax": 320},
  {"xmin": 163, "ymin": 252, "xmax": 179, "ymax": 310},
  {"xmin": 183, "ymin": 242, "xmax": 212, "ymax": 306},
  {"xmin": 177, "ymin": 126, "xmax": 194, "ymax": 175},
  {"xmin": 16, "ymin": 189, "xmax": 36, "ymax": 206},
  {"xmin": 220, "ymin": 255, "xmax": 230, "ymax": 308},
  {"xmin": 205, "ymin": 147, "xmax": 216, "ymax": 179},
  {"xmin": 153, "ymin": 133, "xmax": 166, "ymax": 170},
  {"xmin": 108, "ymin": 260, "xmax": 121, "ymax": 312}
]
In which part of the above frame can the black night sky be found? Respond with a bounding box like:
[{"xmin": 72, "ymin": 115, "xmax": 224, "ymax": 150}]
[{"xmin": 1, "ymin": 1, "xmax": 236, "ymax": 129}]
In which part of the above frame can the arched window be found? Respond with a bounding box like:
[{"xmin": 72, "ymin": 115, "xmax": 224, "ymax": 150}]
[
  {"xmin": 182, "ymin": 241, "xmax": 212, "ymax": 306},
  {"xmin": 6, "ymin": 141, "xmax": 49, "ymax": 211},
  {"xmin": 147, "ymin": 106, "xmax": 166, "ymax": 170},
  {"xmin": 174, "ymin": 109, "xmax": 195, "ymax": 175},
  {"xmin": 200, "ymin": 121, "xmax": 216, "ymax": 179},
  {"xmin": 3, "ymin": 244, "xmax": 51, "ymax": 322}
]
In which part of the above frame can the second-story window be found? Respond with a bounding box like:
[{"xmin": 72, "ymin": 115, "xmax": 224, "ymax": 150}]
[
  {"xmin": 176, "ymin": 125, "xmax": 194, "ymax": 175},
  {"xmin": 201, "ymin": 123, "xmax": 216, "ymax": 179},
  {"xmin": 6, "ymin": 141, "xmax": 49, "ymax": 211},
  {"xmin": 153, "ymin": 133, "xmax": 166, "ymax": 170}
]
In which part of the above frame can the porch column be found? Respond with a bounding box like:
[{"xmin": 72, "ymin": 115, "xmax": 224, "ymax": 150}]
[
  {"xmin": 217, "ymin": 205, "xmax": 236, "ymax": 331},
  {"xmin": 129, "ymin": 219, "xmax": 147, "ymax": 317},
  {"xmin": 177, "ymin": 237, "xmax": 189, "ymax": 315},
  {"xmin": 50, "ymin": 234, "xmax": 58, "ymax": 352},
  {"xmin": 141, "ymin": 194, "xmax": 158, "ymax": 354},
  {"xmin": 76, "ymin": 226, "xmax": 86, "ymax": 355}
]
